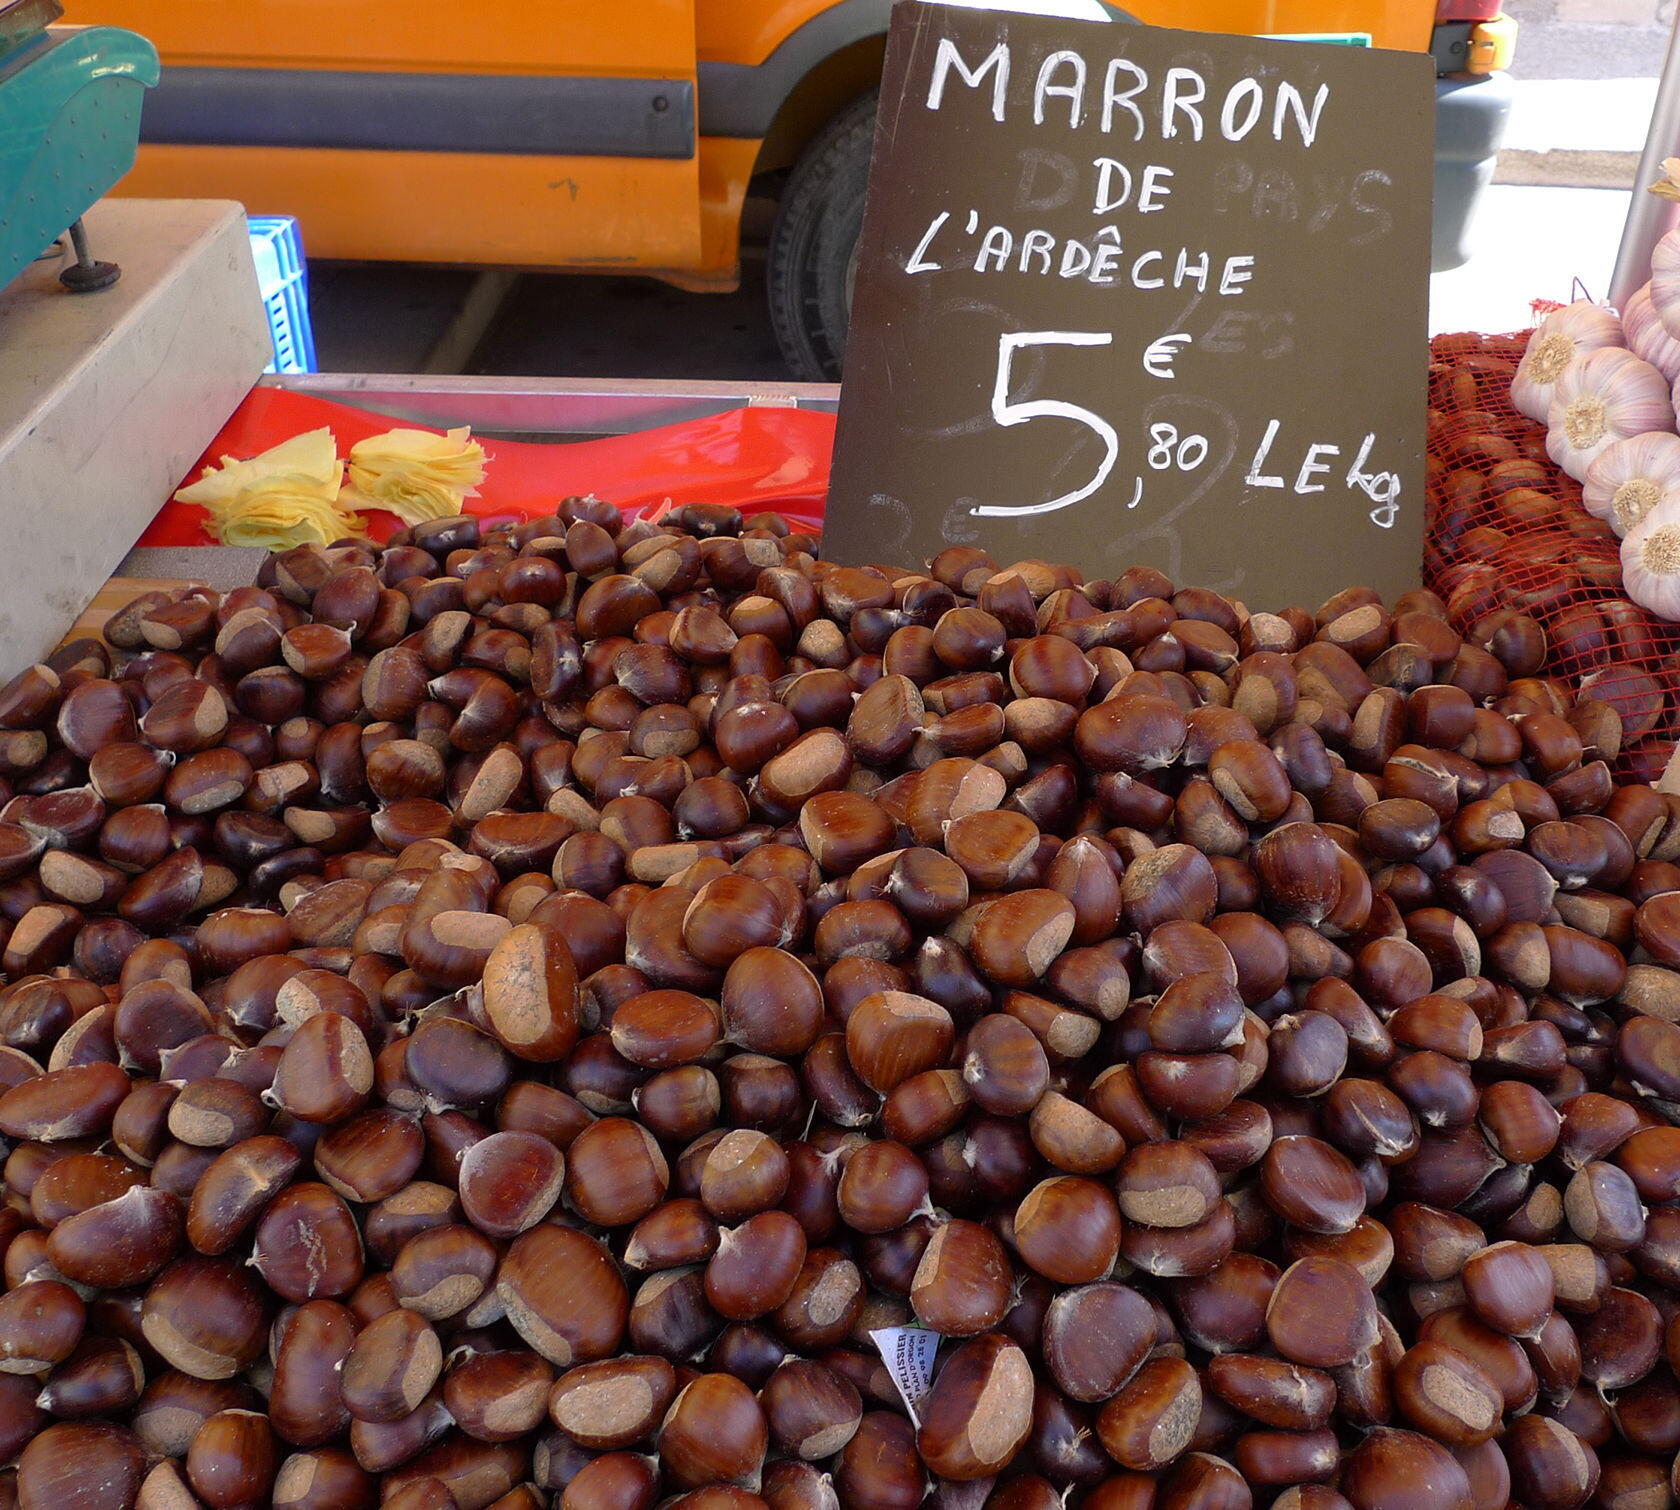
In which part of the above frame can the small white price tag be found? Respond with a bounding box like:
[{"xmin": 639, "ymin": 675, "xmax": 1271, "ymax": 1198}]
[{"xmin": 869, "ymin": 1325, "xmax": 942, "ymax": 1426}]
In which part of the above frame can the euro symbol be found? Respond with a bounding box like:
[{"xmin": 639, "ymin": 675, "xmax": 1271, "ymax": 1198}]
[{"xmin": 1143, "ymin": 333, "xmax": 1192, "ymax": 380}]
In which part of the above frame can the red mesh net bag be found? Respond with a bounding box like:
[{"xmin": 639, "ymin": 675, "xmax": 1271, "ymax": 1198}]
[{"xmin": 1423, "ymin": 329, "xmax": 1680, "ymax": 786}]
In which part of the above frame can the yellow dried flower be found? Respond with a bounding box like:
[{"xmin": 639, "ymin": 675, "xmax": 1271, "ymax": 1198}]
[
  {"xmin": 345, "ymin": 427, "xmax": 487, "ymax": 526},
  {"xmin": 173, "ymin": 429, "xmax": 364, "ymax": 548}
]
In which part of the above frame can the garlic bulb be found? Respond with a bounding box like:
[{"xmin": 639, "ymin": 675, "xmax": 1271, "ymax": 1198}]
[
  {"xmin": 1546, "ymin": 347, "xmax": 1673, "ymax": 482},
  {"xmin": 1511, "ymin": 300, "xmax": 1625, "ymax": 421},
  {"xmin": 1583, "ymin": 431, "xmax": 1680, "ymax": 536},
  {"xmin": 1623, "ymin": 283, "xmax": 1680, "ymax": 384},
  {"xmin": 1621, "ymin": 502, "xmax": 1680, "ymax": 620},
  {"xmin": 1650, "ymin": 226, "xmax": 1680, "ymax": 340}
]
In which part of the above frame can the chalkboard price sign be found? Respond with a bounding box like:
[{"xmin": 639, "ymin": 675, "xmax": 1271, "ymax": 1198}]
[{"xmin": 823, "ymin": 1, "xmax": 1435, "ymax": 608}]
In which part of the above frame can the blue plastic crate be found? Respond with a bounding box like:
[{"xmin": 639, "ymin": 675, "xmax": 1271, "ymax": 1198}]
[{"xmin": 248, "ymin": 215, "xmax": 317, "ymax": 375}]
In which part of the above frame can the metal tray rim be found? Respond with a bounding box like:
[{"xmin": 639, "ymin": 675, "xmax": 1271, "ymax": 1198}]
[{"xmin": 269, "ymin": 372, "xmax": 841, "ymax": 439}]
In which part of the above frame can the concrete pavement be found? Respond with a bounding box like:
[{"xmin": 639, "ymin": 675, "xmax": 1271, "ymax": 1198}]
[
  {"xmin": 1438, "ymin": 0, "xmax": 1672, "ymax": 338},
  {"xmin": 1498, "ymin": 0, "xmax": 1668, "ymax": 188},
  {"xmin": 1497, "ymin": 78, "xmax": 1657, "ymax": 190},
  {"xmin": 1428, "ymin": 184, "xmax": 1630, "ymax": 333}
]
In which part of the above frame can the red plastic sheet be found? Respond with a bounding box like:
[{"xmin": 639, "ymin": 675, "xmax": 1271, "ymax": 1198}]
[{"xmin": 140, "ymin": 387, "xmax": 837, "ymax": 547}]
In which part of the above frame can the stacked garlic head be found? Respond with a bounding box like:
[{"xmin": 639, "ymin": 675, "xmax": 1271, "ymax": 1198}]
[
  {"xmin": 1546, "ymin": 347, "xmax": 1673, "ymax": 482},
  {"xmin": 1584, "ymin": 432, "xmax": 1680, "ymax": 537},
  {"xmin": 1622, "ymin": 505, "xmax": 1680, "ymax": 619},
  {"xmin": 1649, "ymin": 224, "xmax": 1680, "ymax": 340},
  {"xmin": 1623, "ymin": 282, "xmax": 1680, "ymax": 385},
  {"xmin": 1511, "ymin": 300, "xmax": 1624, "ymax": 421}
]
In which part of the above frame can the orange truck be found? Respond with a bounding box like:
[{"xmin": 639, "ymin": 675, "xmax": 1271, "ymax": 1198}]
[{"xmin": 73, "ymin": 0, "xmax": 1515, "ymax": 380}]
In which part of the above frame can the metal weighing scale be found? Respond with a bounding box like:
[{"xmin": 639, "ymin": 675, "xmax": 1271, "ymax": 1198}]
[{"xmin": 0, "ymin": 0, "xmax": 157, "ymax": 293}]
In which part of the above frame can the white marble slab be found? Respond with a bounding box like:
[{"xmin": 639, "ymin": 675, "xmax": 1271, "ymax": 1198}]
[{"xmin": 0, "ymin": 198, "xmax": 270, "ymax": 677}]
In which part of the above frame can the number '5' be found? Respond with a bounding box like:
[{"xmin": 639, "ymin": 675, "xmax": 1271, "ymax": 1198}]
[{"xmin": 970, "ymin": 331, "xmax": 1120, "ymax": 519}]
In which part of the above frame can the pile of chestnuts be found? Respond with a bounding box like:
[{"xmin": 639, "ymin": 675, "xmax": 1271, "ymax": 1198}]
[
  {"xmin": 1425, "ymin": 331, "xmax": 1679, "ymax": 787},
  {"xmin": 0, "ymin": 500, "xmax": 1674, "ymax": 1510}
]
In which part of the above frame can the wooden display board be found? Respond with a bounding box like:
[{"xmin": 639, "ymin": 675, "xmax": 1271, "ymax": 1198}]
[{"xmin": 824, "ymin": 2, "xmax": 1436, "ymax": 608}]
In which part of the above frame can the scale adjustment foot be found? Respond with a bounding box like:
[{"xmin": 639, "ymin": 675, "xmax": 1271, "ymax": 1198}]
[{"xmin": 58, "ymin": 219, "xmax": 120, "ymax": 293}]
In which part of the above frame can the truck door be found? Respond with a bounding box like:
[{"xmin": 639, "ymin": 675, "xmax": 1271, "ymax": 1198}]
[{"xmin": 77, "ymin": 0, "xmax": 704, "ymax": 272}]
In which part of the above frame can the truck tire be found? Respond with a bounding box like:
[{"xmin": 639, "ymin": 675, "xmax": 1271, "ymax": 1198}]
[{"xmin": 767, "ymin": 91, "xmax": 878, "ymax": 383}]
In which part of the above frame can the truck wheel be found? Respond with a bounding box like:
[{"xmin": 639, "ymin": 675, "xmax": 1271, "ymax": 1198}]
[{"xmin": 767, "ymin": 91, "xmax": 878, "ymax": 383}]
